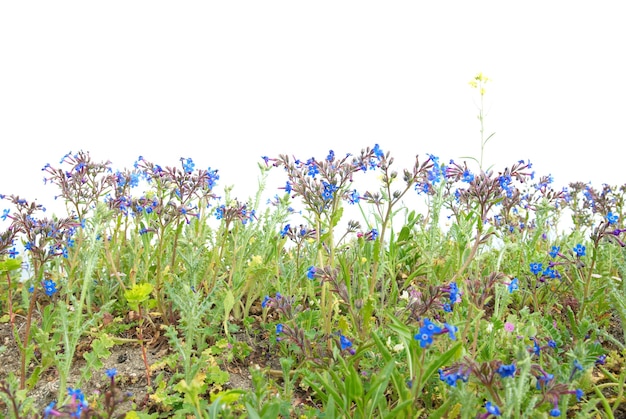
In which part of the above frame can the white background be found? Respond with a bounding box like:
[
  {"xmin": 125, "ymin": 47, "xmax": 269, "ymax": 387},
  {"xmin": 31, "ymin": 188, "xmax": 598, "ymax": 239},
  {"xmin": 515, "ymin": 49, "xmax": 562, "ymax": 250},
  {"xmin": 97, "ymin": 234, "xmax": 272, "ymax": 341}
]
[{"xmin": 1, "ymin": 2, "xmax": 625, "ymax": 217}]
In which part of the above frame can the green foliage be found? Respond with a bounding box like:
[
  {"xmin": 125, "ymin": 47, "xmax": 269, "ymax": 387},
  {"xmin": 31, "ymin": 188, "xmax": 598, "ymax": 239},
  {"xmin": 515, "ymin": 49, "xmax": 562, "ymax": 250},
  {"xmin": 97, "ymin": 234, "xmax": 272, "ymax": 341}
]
[{"xmin": 2, "ymin": 138, "xmax": 626, "ymax": 417}]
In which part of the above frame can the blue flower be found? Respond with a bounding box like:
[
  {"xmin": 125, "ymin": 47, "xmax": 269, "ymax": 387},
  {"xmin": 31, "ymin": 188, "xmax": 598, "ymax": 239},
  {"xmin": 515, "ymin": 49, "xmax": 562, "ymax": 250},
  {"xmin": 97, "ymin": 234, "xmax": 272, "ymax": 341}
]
[
  {"xmin": 44, "ymin": 401, "xmax": 58, "ymax": 418},
  {"xmin": 326, "ymin": 150, "xmax": 335, "ymax": 162},
  {"xmin": 549, "ymin": 407, "xmax": 561, "ymax": 417},
  {"xmin": 438, "ymin": 369, "xmax": 467, "ymax": 387},
  {"xmin": 549, "ymin": 245, "xmax": 560, "ymax": 258},
  {"xmin": 280, "ymin": 224, "xmax": 290, "ymax": 238},
  {"xmin": 496, "ymin": 363, "xmax": 516, "ymax": 378},
  {"xmin": 305, "ymin": 158, "xmax": 319, "ymax": 177},
  {"xmin": 536, "ymin": 372, "xmax": 554, "ymax": 389},
  {"xmin": 348, "ymin": 189, "xmax": 360, "ymax": 204},
  {"xmin": 507, "ymin": 278, "xmax": 519, "ymax": 293},
  {"xmin": 261, "ymin": 295, "xmax": 270, "ymax": 308},
  {"xmin": 8, "ymin": 247, "xmax": 19, "ymax": 259},
  {"xmin": 276, "ymin": 323, "xmax": 284, "ymax": 335},
  {"xmin": 461, "ymin": 169, "xmax": 474, "ymax": 183},
  {"xmin": 43, "ymin": 279, "xmax": 58, "ymax": 296},
  {"xmin": 444, "ymin": 323, "xmax": 457, "ymax": 340},
  {"xmin": 607, "ymin": 211, "xmax": 619, "ymax": 225},
  {"xmin": 543, "ymin": 267, "xmax": 560, "ymax": 279},
  {"xmin": 573, "ymin": 244, "xmax": 586, "ymax": 257},
  {"xmin": 485, "ymin": 401, "xmax": 501, "ymax": 416},
  {"xmin": 575, "ymin": 388, "xmax": 584, "ymax": 401},
  {"xmin": 181, "ymin": 157, "xmax": 195, "ymax": 173},
  {"xmin": 448, "ymin": 282, "xmax": 461, "ymax": 307},
  {"xmin": 372, "ymin": 143, "xmax": 384, "ymax": 160},
  {"xmin": 306, "ymin": 266, "xmax": 317, "ymax": 280},
  {"xmin": 339, "ymin": 334, "xmax": 353, "ymax": 351},
  {"xmin": 415, "ymin": 331, "xmax": 433, "ymax": 348},
  {"xmin": 529, "ymin": 262, "xmax": 543, "ymax": 275},
  {"xmin": 1, "ymin": 208, "xmax": 9, "ymax": 221},
  {"xmin": 214, "ymin": 205, "xmax": 225, "ymax": 220},
  {"xmin": 105, "ymin": 368, "xmax": 117, "ymax": 378},
  {"xmin": 422, "ymin": 318, "xmax": 442, "ymax": 335}
]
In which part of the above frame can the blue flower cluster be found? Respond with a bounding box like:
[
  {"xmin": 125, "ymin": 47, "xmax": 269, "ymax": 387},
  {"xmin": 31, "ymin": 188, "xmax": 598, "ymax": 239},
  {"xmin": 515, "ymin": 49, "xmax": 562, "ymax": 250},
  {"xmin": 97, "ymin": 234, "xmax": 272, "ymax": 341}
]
[{"xmin": 413, "ymin": 318, "xmax": 457, "ymax": 348}]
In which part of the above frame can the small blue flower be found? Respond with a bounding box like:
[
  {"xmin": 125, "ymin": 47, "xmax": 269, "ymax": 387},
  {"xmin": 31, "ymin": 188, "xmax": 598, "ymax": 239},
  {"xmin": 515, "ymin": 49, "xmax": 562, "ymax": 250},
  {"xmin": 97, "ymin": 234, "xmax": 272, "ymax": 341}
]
[
  {"xmin": 549, "ymin": 245, "xmax": 560, "ymax": 258},
  {"xmin": 444, "ymin": 323, "xmax": 458, "ymax": 340},
  {"xmin": 372, "ymin": 143, "xmax": 384, "ymax": 160},
  {"xmin": 529, "ymin": 262, "xmax": 543, "ymax": 275},
  {"xmin": 422, "ymin": 318, "xmax": 442, "ymax": 335},
  {"xmin": 44, "ymin": 401, "xmax": 58, "ymax": 417},
  {"xmin": 280, "ymin": 224, "xmax": 290, "ymax": 238},
  {"xmin": 507, "ymin": 277, "xmax": 519, "ymax": 293},
  {"xmin": 496, "ymin": 363, "xmax": 516, "ymax": 378},
  {"xmin": 261, "ymin": 295, "xmax": 270, "ymax": 308},
  {"xmin": 607, "ymin": 211, "xmax": 619, "ymax": 225},
  {"xmin": 276, "ymin": 323, "xmax": 284, "ymax": 335},
  {"xmin": 339, "ymin": 334, "xmax": 353, "ymax": 351},
  {"xmin": 572, "ymin": 359, "xmax": 583, "ymax": 373},
  {"xmin": 8, "ymin": 247, "xmax": 19, "ymax": 259},
  {"xmin": 549, "ymin": 407, "xmax": 561, "ymax": 417},
  {"xmin": 348, "ymin": 189, "xmax": 360, "ymax": 204},
  {"xmin": 536, "ymin": 372, "xmax": 554, "ymax": 389},
  {"xmin": 485, "ymin": 401, "xmax": 501, "ymax": 416},
  {"xmin": 448, "ymin": 282, "xmax": 460, "ymax": 307},
  {"xmin": 181, "ymin": 157, "xmax": 195, "ymax": 173},
  {"xmin": 461, "ymin": 169, "xmax": 474, "ymax": 183},
  {"xmin": 306, "ymin": 266, "xmax": 317, "ymax": 280},
  {"xmin": 1, "ymin": 208, "xmax": 10, "ymax": 221},
  {"xmin": 43, "ymin": 279, "xmax": 58, "ymax": 296},
  {"xmin": 573, "ymin": 243, "xmax": 586, "ymax": 257},
  {"xmin": 543, "ymin": 267, "xmax": 560, "ymax": 279},
  {"xmin": 575, "ymin": 388, "xmax": 584, "ymax": 401},
  {"xmin": 415, "ymin": 331, "xmax": 433, "ymax": 348},
  {"xmin": 105, "ymin": 368, "xmax": 117, "ymax": 378},
  {"xmin": 438, "ymin": 369, "xmax": 467, "ymax": 387}
]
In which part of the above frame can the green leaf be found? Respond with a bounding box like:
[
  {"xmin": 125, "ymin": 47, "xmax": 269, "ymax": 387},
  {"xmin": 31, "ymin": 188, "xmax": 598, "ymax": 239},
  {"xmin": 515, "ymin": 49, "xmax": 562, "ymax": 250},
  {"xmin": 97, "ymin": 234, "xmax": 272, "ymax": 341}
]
[
  {"xmin": 0, "ymin": 258, "xmax": 22, "ymax": 273},
  {"xmin": 124, "ymin": 283, "xmax": 154, "ymax": 309}
]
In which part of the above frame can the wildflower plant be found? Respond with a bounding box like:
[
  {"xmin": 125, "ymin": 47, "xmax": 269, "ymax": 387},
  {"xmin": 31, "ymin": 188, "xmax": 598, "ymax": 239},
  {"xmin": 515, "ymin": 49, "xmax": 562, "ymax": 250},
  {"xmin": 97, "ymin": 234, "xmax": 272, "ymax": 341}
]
[{"xmin": 3, "ymin": 76, "xmax": 626, "ymax": 418}]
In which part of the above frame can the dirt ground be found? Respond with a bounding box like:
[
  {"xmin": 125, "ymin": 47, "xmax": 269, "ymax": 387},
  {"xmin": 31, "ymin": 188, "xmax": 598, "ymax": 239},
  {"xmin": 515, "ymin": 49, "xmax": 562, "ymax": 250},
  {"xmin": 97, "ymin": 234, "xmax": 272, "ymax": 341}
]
[{"xmin": 0, "ymin": 313, "xmax": 271, "ymax": 417}]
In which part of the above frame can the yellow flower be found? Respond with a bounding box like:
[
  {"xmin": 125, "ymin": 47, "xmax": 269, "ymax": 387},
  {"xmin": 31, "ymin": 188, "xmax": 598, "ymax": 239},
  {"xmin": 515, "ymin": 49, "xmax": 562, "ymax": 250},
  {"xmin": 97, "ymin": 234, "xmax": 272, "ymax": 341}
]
[{"xmin": 247, "ymin": 255, "xmax": 263, "ymax": 267}]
